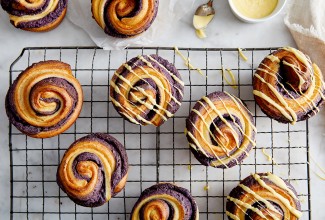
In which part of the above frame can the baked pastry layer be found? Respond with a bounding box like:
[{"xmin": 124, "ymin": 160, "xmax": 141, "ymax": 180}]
[
  {"xmin": 131, "ymin": 183, "xmax": 199, "ymax": 220},
  {"xmin": 109, "ymin": 54, "xmax": 184, "ymax": 126},
  {"xmin": 186, "ymin": 91, "xmax": 256, "ymax": 168},
  {"xmin": 6, "ymin": 60, "xmax": 83, "ymax": 138},
  {"xmin": 1, "ymin": 0, "xmax": 68, "ymax": 32},
  {"xmin": 57, "ymin": 133, "xmax": 129, "ymax": 207},
  {"xmin": 226, "ymin": 173, "xmax": 302, "ymax": 220},
  {"xmin": 253, "ymin": 47, "xmax": 325, "ymax": 124},
  {"xmin": 91, "ymin": 0, "xmax": 159, "ymax": 38}
]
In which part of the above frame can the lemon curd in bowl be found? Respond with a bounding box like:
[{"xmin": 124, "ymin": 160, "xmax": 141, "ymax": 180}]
[{"xmin": 229, "ymin": 0, "xmax": 287, "ymax": 23}]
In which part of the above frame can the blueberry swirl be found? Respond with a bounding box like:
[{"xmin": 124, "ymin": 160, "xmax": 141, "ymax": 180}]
[
  {"xmin": 253, "ymin": 47, "xmax": 325, "ymax": 124},
  {"xmin": 91, "ymin": 0, "xmax": 159, "ymax": 38},
  {"xmin": 109, "ymin": 54, "xmax": 184, "ymax": 126},
  {"xmin": 185, "ymin": 91, "xmax": 256, "ymax": 168},
  {"xmin": 226, "ymin": 173, "xmax": 302, "ymax": 220},
  {"xmin": 131, "ymin": 183, "xmax": 199, "ymax": 220},
  {"xmin": 57, "ymin": 133, "xmax": 129, "ymax": 207},
  {"xmin": 6, "ymin": 60, "xmax": 83, "ymax": 138},
  {"xmin": 1, "ymin": 0, "xmax": 68, "ymax": 32}
]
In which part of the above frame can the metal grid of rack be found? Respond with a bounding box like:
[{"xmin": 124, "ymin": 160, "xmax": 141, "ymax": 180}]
[{"xmin": 9, "ymin": 47, "xmax": 311, "ymax": 220}]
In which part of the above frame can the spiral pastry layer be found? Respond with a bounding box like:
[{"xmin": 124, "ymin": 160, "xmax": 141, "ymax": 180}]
[
  {"xmin": 57, "ymin": 133, "xmax": 129, "ymax": 207},
  {"xmin": 109, "ymin": 54, "xmax": 184, "ymax": 126},
  {"xmin": 131, "ymin": 183, "xmax": 199, "ymax": 220},
  {"xmin": 91, "ymin": 0, "xmax": 159, "ymax": 38},
  {"xmin": 253, "ymin": 47, "xmax": 325, "ymax": 124},
  {"xmin": 185, "ymin": 91, "xmax": 256, "ymax": 168},
  {"xmin": 6, "ymin": 60, "xmax": 82, "ymax": 138},
  {"xmin": 226, "ymin": 173, "xmax": 302, "ymax": 220},
  {"xmin": 1, "ymin": 0, "xmax": 68, "ymax": 32}
]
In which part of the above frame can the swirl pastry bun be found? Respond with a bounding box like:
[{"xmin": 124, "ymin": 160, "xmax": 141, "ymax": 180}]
[
  {"xmin": 109, "ymin": 54, "xmax": 184, "ymax": 126},
  {"xmin": 57, "ymin": 133, "xmax": 129, "ymax": 207},
  {"xmin": 253, "ymin": 47, "xmax": 325, "ymax": 124},
  {"xmin": 185, "ymin": 91, "xmax": 256, "ymax": 168},
  {"xmin": 226, "ymin": 173, "xmax": 302, "ymax": 220},
  {"xmin": 131, "ymin": 183, "xmax": 199, "ymax": 220},
  {"xmin": 1, "ymin": 0, "xmax": 68, "ymax": 32},
  {"xmin": 6, "ymin": 60, "xmax": 83, "ymax": 138},
  {"xmin": 91, "ymin": 0, "xmax": 159, "ymax": 38}
]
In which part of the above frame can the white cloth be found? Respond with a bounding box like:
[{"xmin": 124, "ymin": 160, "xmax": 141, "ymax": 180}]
[
  {"xmin": 284, "ymin": 0, "xmax": 325, "ymax": 74},
  {"xmin": 67, "ymin": 0, "xmax": 195, "ymax": 50}
]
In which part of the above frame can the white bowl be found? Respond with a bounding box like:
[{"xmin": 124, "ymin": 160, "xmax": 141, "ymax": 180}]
[{"xmin": 228, "ymin": 0, "xmax": 287, "ymax": 23}]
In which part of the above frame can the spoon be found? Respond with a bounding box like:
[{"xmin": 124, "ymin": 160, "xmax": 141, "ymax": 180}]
[
  {"xmin": 195, "ymin": 0, "xmax": 215, "ymax": 17},
  {"xmin": 193, "ymin": 0, "xmax": 215, "ymax": 38}
]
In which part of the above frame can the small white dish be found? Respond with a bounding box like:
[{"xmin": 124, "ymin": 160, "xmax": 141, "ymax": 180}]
[{"xmin": 228, "ymin": 0, "xmax": 287, "ymax": 23}]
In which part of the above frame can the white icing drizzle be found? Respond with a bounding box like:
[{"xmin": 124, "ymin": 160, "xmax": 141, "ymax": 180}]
[
  {"xmin": 187, "ymin": 93, "xmax": 256, "ymax": 167},
  {"xmin": 282, "ymin": 60, "xmax": 306, "ymax": 94},
  {"xmin": 238, "ymin": 184, "xmax": 282, "ymax": 220},
  {"xmin": 203, "ymin": 95, "xmax": 254, "ymax": 153},
  {"xmin": 125, "ymin": 63, "xmax": 181, "ymax": 106},
  {"xmin": 129, "ymin": 92, "xmax": 168, "ymax": 121},
  {"xmin": 267, "ymin": 55, "xmax": 280, "ymax": 63},
  {"xmin": 224, "ymin": 92, "xmax": 257, "ymax": 144},
  {"xmin": 174, "ymin": 46, "xmax": 204, "ymax": 76},
  {"xmin": 226, "ymin": 211, "xmax": 240, "ymax": 220},
  {"xmin": 110, "ymin": 75, "xmax": 154, "ymax": 125},
  {"xmin": 191, "ymin": 108, "xmax": 230, "ymax": 156},
  {"xmin": 227, "ymin": 196, "xmax": 268, "ymax": 219},
  {"xmin": 109, "ymin": 97, "xmax": 140, "ymax": 125},
  {"xmin": 135, "ymin": 87, "xmax": 173, "ymax": 117},
  {"xmin": 238, "ymin": 48, "xmax": 248, "ymax": 62},
  {"xmin": 110, "ymin": 55, "xmax": 184, "ymax": 125},
  {"xmin": 253, "ymin": 90, "xmax": 294, "ymax": 122},
  {"xmin": 254, "ymin": 73, "xmax": 298, "ymax": 123},
  {"xmin": 264, "ymin": 173, "xmax": 299, "ymax": 201},
  {"xmin": 114, "ymin": 79, "xmax": 173, "ymax": 120},
  {"xmin": 225, "ymin": 92, "xmax": 257, "ymax": 133},
  {"xmin": 221, "ymin": 67, "xmax": 238, "ymax": 89},
  {"xmin": 197, "ymin": 100, "xmax": 228, "ymax": 141},
  {"xmin": 138, "ymin": 55, "xmax": 185, "ymax": 98},
  {"xmin": 218, "ymin": 97, "xmax": 247, "ymax": 155},
  {"xmin": 258, "ymin": 63, "xmax": 312, "ymax": 114},
  {"xmin": 255, "ymin": 47, "xmax": 325, "ymax": 124},
  {"xmin": 253, "ymin": 173, "xmax": 302, "ymax": 218},
  {"xmin": 145, "ymin": 55, "xmax": 185, "ymax": 87},
  {"xmin": 261, "ymin": 148, "xmax": 277, "ymax": 165},
  {"xmin": 282, "ymin": 47, "xmax": 309, "ymax": 67},
  {"xmin": 187, "ymin": 120, "xmax": 230, "ymax": 168}
]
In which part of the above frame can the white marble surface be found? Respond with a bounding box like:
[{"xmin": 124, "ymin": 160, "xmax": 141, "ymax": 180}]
[{"xmin": 0, "ymin": 0, "xmax": 324, "ymax": 219}]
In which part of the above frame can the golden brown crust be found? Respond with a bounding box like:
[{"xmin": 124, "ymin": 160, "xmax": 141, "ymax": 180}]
[
  {"xmin": 109, "ymin": 54, "xmax": 184, "ymax": 126},
  {"xmin": 226, "ymin": 173, "xmax": 301, "ymax": 220},
  {"xmin": 131, "ymin": 183, "xmax": 199, "ymax": 220},
  {"xmin": 253, "ymin": 47, "xmax": 325, "ymax": 124},
  {"xmin": 91, "ymin": 0, "xmax": 159, "ymax": 38},
  {"xmin": 22, "ymin": 7, "xmax": 67, "ymax": 32},
  {"xmin": 6, "ymin": 60, "xmax": 83, "ymax": 138},
  {"xmin": 186, "ymin": 91, "xmax": 256, "ymax": 168},
  {"xmin": 57, "ymin": 133, "xmax": 129, "ymax": 207}
]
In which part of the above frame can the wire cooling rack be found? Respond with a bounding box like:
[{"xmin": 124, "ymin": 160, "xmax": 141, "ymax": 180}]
[{"xmin": 9, "ymin": 47, "xmax": 311, "ymax": 220}]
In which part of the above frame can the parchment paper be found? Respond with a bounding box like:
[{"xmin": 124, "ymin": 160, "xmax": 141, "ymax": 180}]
[{"xmin": 67, "ymin": 0, "xmax": 195, "ymax": 50}]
